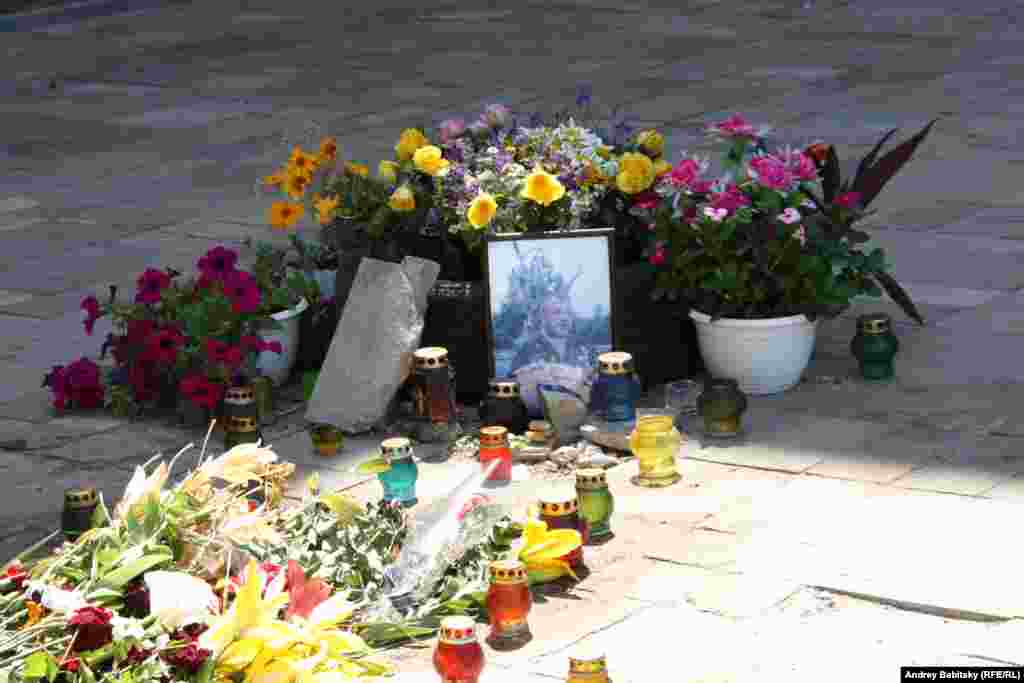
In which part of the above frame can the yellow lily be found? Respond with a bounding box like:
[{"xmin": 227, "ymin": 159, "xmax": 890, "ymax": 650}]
[
  {"xmin": 514, "ymin": 514, "xmax": 582, "ymax": 584},
  {"xmin": 200, "ymin": 560, "xmax": 290, "ymax": 658}
]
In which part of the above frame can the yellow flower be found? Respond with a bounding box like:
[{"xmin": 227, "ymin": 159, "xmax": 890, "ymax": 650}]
[
  {"xmin": 343, "ymin": 162, "xmax": 369, "ymax": 178},
  {"xmin": 616, "ymin": 152, "xmax": 656, "ymax": 194},
  {"xmin": 269, "ymin": 201, "xmax": 305, "ymax": 229},
  {"xmin": 200, "ymin": 560, "xmax": 290, "ymax": 658},
  {"xmin": 284, "ymin": 170, "xmax": 310, "ymax": 201},
  {"xmin": 262, "ymin": 169, "xmax": 287, "ymax": 190},
  {"xmin": 636, "ymin": 129, "xmax": 665, "ymax": 158},
  {"xmin": 388, "ymin": 185, "xmax": 416, "ymax": 212},
  {"xmin": 288, "ymin": 147, "xmax": 319, "ymax": 177},
  {"xmin": 378, "ymin": 160, "xmax": 400, "ymax": 182},
  {"xmin": 314, "ymin": 195, "xmax": 340, "ymax": 226},
  {"xmin": 520, "ymin": 165, "xmax": 566, "ymax": 206},
  {"xmin": 654, "ymin": 158, "xmax": 673, "ymax": 177},
  {"xmin": 515, "ymin": 516, "xmax": 582, "ymax": 584},
  {"xmin": 466, "ymin": 192, "xmax": 497, "ymax": 229},
  {"xmin": 316, "ymin": 137, "xmax": 338, "ymax": 165},
  {"xmin": 395, "ymin": 128, "xmax": 429, "ymax": 161},
  {"xmin": 22, "ymin": 601, "xmax": 44, "ymax": 630},
  {"xmin": 412, "ymin": 145, "xmax": 450, "ymax": 177}
]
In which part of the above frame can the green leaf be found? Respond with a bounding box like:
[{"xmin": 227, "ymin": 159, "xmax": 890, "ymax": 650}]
[
  {"xmin": 23, "ymin": 652, "xmax": 53, "ymax": 681},
  {"xmin": 846, "ymin": 229, "xmax": 871, "ymax": 244},
  {"xmin": 866, "ymin": 248, "xmax": 887, "ymax": 272},
  {"xmin": 100, "ymin": 549, "xmax": 172, "ymax": 589}
]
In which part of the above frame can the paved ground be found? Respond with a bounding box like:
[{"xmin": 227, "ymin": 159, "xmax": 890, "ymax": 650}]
[{"xmin": 3, "ymin": 0, "xmax": 1024, "ymax": 678}]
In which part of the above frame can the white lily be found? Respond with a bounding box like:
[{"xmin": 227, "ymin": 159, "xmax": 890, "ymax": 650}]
[
  {"xmin": 144, "ymin": 571, "xmax": 219, "ymax": 629},
  {"xmin": 115, "ymin": 462, "xmax": 169, "ymax": 520}
]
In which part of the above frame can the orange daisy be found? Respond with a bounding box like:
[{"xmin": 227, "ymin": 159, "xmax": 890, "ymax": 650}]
[
  {"xmin": 284, "ymin": 170, "xmax": 310, "ymax": 201},
  {"xmin": 269, "ymin": 201, "xmax": 305, "ymax": 229},
  {"xmin": 317, "ymin": 137, "xmax": 338, "ymax": 164},
  {"xmin": 314, "ymin": 194, "xmax": 340, "ymax": 226},
  {"xmin": 262, "ymin": 168, "xmax": 286, "ymax": 189}
]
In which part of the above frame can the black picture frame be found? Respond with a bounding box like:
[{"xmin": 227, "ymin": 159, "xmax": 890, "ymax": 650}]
[{"xmin": 482, "ymin": 228, "xmax": 618, "ymax": 384}]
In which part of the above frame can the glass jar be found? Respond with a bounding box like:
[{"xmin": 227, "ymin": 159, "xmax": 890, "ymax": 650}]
[
  {"xmin": 62, "ymin": 486, "xmax": 98, "ymax": 541},
  {"xmin": 485, "ymin": 559, "xmax": 532, "ymax": 646},
  {"xmin": 575, "ymin": 468, "xmax": 614, "ymax": 542},
  {"xmin": 478, "ymin": 426, "xmax": 512, "ymax": 483},
  {"xmin": 588, "ymin": 352, "xmax": 642, "ymax": 423},
  {"xmin": 479, "ymin": 379, "xmax": 530, "ymax": 435},
  {"xmin": 628, "ymin": 410, "xmax": 682, "ymax": 488},
  {"xmin": 538, "ymin": 492, "xmax": 586, "ymax": 569},
  {"xmin": 566, "ymin": 653, "xmax": 611, "ymax": 683},
  {"xmin": 377, "ymin": 437, "xmax": 418, "ymax": 507},
  {"xmin": 696, "ymin": 378, "xmax": 747, "ymax": 438},
  {"xmin": 433, "ymin": 615, "xmax": 485, "ymax": 683},
  {"xmin": 223, "ymin": 415, "xmax": 262, "ymax": 450},
  {"xmin": 413, "ymin": 347, "xmax": 456, "ymax": 425},
  {"xmin": 850, "ymin": 313, "xmax": 899, "ymax": 381}
]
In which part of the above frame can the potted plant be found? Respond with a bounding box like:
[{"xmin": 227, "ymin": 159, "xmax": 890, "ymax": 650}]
[
  {"xmin": 57, "ymin": 246, "xmax": 284, "ymax": 417},
  {"xmin": 650, "ymin": 113, "xmax": 935, "ymax": 394},
  {"xmin": 250, "ymin": 241, "xmax": 310, "ymax": 385}
]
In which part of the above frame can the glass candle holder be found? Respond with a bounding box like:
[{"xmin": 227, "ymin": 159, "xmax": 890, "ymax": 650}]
[
  {"xmin": 479, "ymin": 426, "xmax": 512, "ymax": 483},
  {"xmin": 223, "ymin": 415, "xmax": 262, "ymax": 451},
  {"xmin": 413, "ymin": 347, "xmax": 456, "ymax": 425},
  {"xmin": 223, "ymin": 384, "xmax": 258, "ymax": 421},
  {"xmin": 665, "ymin": 378, "xmax": 700, "ymax": 420},
  {"xmin": 628, "ymin": 410, "xmax": 682, "ymax": 488},
  {"xmin": 567, "ymin": 653, "xmax": 611, "ymax": 683},
  {"xmin": 696, "ymin": 378, "xmax": 747, "ymax": 438},
  {"xmin": 588, "ymin": 352, "xmax": 642, "ymax": 423},
  {"xmin": 575, "ymin": 468, "xmax": 614, "ymax": 542},
  {"xmin": 479, "ymin": 379, "xmax": 530, "ymax": 435},
  {"xmin": 62, "ymin": 486, "xmax": 98, "ymax": 541},
  {"xmin": 377, "ymin": 437, "xmax": 418, "ymax": 507},
  {"xmin": 434, "ymin": 615, "xmax": 485, "ymax": 683},
  {"xmin": 538, "ymin": 492, "xmax": 586, "ymax": 568},
  {"xmin": 486, "ymin": 559, "xmax": 532, "ymax": 646},
  {"xmin": 851, "ymin": 313, "xmax": 899, "ymax": 381}
]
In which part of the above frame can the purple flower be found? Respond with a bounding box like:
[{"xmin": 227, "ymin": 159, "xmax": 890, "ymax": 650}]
[
  {"xmin": 559, "ymin": 173, "xmax": 579, "ymax": 192},
  {"xmin": 197, "ymin": 246, "xmax": 238, "ymax": 281},
  {"xmin": 438, "ymin": 118, "xmax": 466, "ymax": 144},
  {"xmin": 135, "ymin": 268, "xmax": 170, "ymax": 304}
]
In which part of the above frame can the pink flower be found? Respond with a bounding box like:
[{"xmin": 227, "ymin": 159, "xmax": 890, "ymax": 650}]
[
  {"xmin": 835, "ymin": 191, "xmax": 863, "ymax": 209},
  {"xmin": 707, "ymin": 114, "xmax": 771, "ymax": 140},
  {"xmin": 748, "ymin": 155, "xmax": 794, "ymax": 191},
  {"xmin": 667, "ymin": 159, "xmax": 703, "ymax": 189},
  {"xmin": 703, "ymin": 207, "xmax": 728, "ymax": 222},
  {"xmin": 438, "ymin": 118, "xmax": 467, "ymax": 144},
  {"xmin": 709, "ymin": 184, "xmax": 751, "ymax": 213},
  {"xmin": 197, "ymin": 246, "xmax": 238, "ymax": 281},
  {"xmin": 81, "ymin": 296, "xmax": 101, "ymax": 336},
  {"xmin": 690, "ymin": 179, "xmax": 715, "ymax": 194},
  {"xmin": 793, "ymin": 225, "xmax": 808, "ymax": 246},
  {"xmin": 135, "ymin": 268, "xmax": 171, "ymax": 305},
  {"xmin": 223, "ymin": 270, "xmax": 262, "ymax": 314},
  {"xmin": 632, "ymin": 191, "xmax": 660, "ymax": 210},
  {"xmin": 457, "ymin": 494, "xmax": 492, "ymax": 522},
  {"xmin": 778, "ymin": 208, "xmax": 802, "ymax": 225},
  {"xmin": 649, "ymin": 243, "xmax": 667, "ymax": 266},
  {"xmin": 788, "ymin": 151, "xmax": 818, "ymax": 182}
]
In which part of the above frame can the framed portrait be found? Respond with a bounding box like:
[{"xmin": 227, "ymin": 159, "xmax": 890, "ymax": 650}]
[{"xmin": 483, "ymin": 229, "xmax": 617, "ymax": 416}]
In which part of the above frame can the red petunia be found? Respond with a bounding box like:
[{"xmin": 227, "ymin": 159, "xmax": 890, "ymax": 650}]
[
  {"xmin": 179, "ymin": 374, "xmax": 226, "ymax": 411},
  {"xmin": 135, "ymin": 268, "xmax": 171, "ymax": 305},
  {"xmin": 223, "ymin": 270, "xmax": 262, "ymax": 314},
  {"xmin": 128, "ymin": 360, "xmax": 159, "ymax": 403},
  {"xmin": 142, "ymin": 326, "xmax": 185, "ymax": 365},
  {"xmin": 205, "ymin": 339, "xmax": 245, "ymax": 368},
  {"xmin": 197, "ymin": 246, "xmax": 239, "ymax": 282},
  {"xmin": 81, "ymin": 296, "xmax": 101, "ymax": 336}
]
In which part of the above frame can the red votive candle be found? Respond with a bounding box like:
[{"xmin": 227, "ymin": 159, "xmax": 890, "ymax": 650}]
[{"xmin": 433, "ymin": 616, "xmax": 484, "ymax": 683}]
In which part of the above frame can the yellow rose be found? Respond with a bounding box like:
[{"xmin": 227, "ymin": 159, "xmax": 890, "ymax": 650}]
[
  {"xmin": 314, "ymin": 194, "xmax": 340, "ymax": 226},
  {"xmin": 378, "ymin": 160, "xmax": 400, "ymax": 182},
  {"xmin": 654, "ymin": 158, "xmax": 673, "ymax": 177},
  {"xmin": 636, "ymin": 130, "xmax": 665, "ymax": 158},
  {"xmin": 616, "ymin": 152, "xmax": 656, "ymax": 194},
  {"xmin": 467, "ymin": 192, "xmax": 498, "ymax": 229},
  {"xmin": 412, "ymin": 145, "xmax": 450, "ymax": 177},
  {"xmin": 388, "ymin": 185, "xmax": 416, "ymax": 212},
  {"xmin": 520, "ymin": 165, "xmax": 566, "ymax": 206},
  {"xmin": 395, "ymin": 128, "xmax": 430, "ymax": 161}
]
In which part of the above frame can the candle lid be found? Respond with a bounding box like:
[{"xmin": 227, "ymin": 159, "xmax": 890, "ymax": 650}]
[
  {"xmin": 857, "ymin": 313, "xmax": 892, "ymax": 335},
  {"xmin": 597, "ymin": 351, "xmax": 633, "ymax": 375},
  {"xmin": 575, "ymin": 467, "xmax": 607, "ymax": 490},
  {"xmin": 64, "ymin": 487, "xmax": 98, "ymax": 509},
  {"xmin": 488, "ymin": 558, "xmax": 528, "ymax": 584},
  {"xmin": 479, "ymin": 425, "xmax": 509, "ymax": 448},
  {"xmin": 438, "ymin": 616, "xmax": 477, "ymax": 644},
  {"xmin": 226, "ymin": 416, "xmax": 259, "ymax": 432},
  {"xmin": 413, "ymin": 346, "xmax": 449, "ymax": 368},
  {"xmin": 538, "ymin": 490, "xmax": 578, "ymax": 517},
  {"xmin": 488, "ymin": 378, "xmax": 520, "ymax": 397},
  {"xmin": 528, "ymin": 420, "xmax": 552, "ymax": 435},
  {"xmin": 380, "ymin": 437, "xmax": 413, "ymax": 460},
  {"xmin": 224, "ymin": 386, "xmax": 256, "ymax": 403},
  {"xmin": 569, "ymin": 651, "xmax": 608, "ymax": 675}
]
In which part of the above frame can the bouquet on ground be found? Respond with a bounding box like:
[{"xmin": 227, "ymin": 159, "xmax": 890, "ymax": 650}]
[{"xmin": 648, "ymin": 113, "xmax": 935, "ymax": 323}]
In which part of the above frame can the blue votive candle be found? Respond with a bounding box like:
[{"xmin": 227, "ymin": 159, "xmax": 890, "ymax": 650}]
[
  {"xmin": 590, "ymin": 351, "xmax": 641, "ymax": 423},
  {"xmin": 378, "ymin": 437, "xmax": 418, "ymax": 507}
]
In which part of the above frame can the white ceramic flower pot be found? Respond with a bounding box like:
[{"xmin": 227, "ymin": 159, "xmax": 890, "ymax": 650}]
[
  {"xmin": 256, "ymin": 297, "xmax": 309, "ymax": 386},
  {"xmin": 689, "ymin": 310, "xmax": 818, "ymax": 395}
]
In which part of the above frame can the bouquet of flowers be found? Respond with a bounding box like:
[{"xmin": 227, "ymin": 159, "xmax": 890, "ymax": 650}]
[{"xmin": 648, "ymin": 113, "xmax": 934, "ymax": 323}]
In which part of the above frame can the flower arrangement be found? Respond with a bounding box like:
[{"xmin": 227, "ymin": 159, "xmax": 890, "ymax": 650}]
[
  {"xmin": 46, "ymin": 246, "xmax": 297, "ymax": 415},
  {"xmin": 648, "ymin": 113, "xmax": 935, "ymax": 323}
]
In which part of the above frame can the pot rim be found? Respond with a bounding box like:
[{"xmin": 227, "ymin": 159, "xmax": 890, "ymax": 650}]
[
  {"xmin": 270, "ymin": 296, "xmax": 309, "ymax": 321},
  {"xmin": 689, "ymin": 309, "xmax": 815, "ymax": 328}
]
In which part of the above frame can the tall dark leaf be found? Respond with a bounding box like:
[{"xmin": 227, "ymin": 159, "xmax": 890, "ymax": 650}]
[
  {"xmin": 872, "ymin": 270, "xmax": 925, "ymax": 325},
  {"xmin": 822, "ymin": 145, "xmax": 842, "ymax": 204},
  {"xmin": 852, "ymin": 118, "xmax": 940, "ymax": 209},
  {"xmin": 852, "ymin": 127, "xmax": 900, "ymax": 190}
]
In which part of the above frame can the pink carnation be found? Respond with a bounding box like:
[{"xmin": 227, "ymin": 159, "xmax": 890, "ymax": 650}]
[{"xmin": 707, "ymin": 114, "xmax": 770, "ymax": 140}]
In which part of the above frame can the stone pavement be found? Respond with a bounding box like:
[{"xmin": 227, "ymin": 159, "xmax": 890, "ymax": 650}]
[{"xmin": 3, "ymin": 0, "xmax": 1024, "ymax": 677}]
